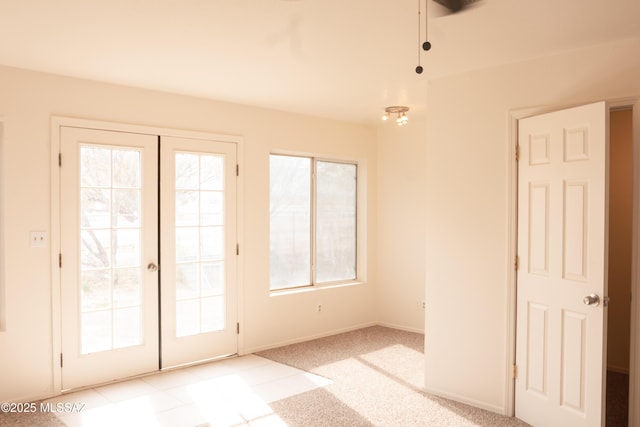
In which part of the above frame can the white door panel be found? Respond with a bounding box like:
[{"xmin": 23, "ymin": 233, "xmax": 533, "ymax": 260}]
[
  {"xmin": 60, "ymin": 127, "xmax": 159, "ymax": 390},
  {"xmin": 160, "ymin": 136, "xmax": 238, "ymax": 368},
  {"xmin": 516, "ymin": 102, "xmax": 607, "ymax": 426}
]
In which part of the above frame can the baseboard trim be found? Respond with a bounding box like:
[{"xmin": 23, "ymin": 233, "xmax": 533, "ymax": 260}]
[
  {"xmin": 608, "ymin": 365, "xmax": 630, "ymax": 375},
  {"xmin": 243, "ymin": 321, "xmax": 424, "ymax": 355},
  {"xmin": 376, "ymin": 321, "xmax": 424, "ymax": 334},
  {"xmin": 423, "ymin": 385, "xmax": 507, "ymax": 416},
  {"xmin": 241, "ymin": 321, "xmax": 378, "ymax": 354}
]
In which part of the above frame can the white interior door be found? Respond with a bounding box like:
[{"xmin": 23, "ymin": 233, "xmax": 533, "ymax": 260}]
[
  {"xmin": 160, "ymin": 136, "xmax": 238, "ymax": 368},
  {"xmin": 60, "ymin": 127, "xmax": 159, "ymax": 390},
  {"xmin": 515, "ymin": 102, "xmax": 608, "ymax": 426}
]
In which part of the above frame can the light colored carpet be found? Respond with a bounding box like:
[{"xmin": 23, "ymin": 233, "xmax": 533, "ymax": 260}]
[
  {"xmin": 258, "ymin": 325, "xmax": 530, "ymax": 427},
  {"xmin": 0, "ymin": 410, "xmax": 65, "ymax": 427}
]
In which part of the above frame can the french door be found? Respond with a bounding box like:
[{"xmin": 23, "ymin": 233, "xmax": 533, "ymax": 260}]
[
  {"xmin": 60, "ymin": 126, "xmax": 237, "ymax": 390},
  {"xmin": 160, "ymin": 136, "xmax": 237, "ymax": 367}
]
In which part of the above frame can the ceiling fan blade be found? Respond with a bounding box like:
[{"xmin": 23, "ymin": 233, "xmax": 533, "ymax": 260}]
[
  {"xmin": 433, "ymin": 0, "xmax": 463, "ymax": 12},
  {"xmin": 432, "ymin": 0, "xmax": 484, "ymax": 15}
]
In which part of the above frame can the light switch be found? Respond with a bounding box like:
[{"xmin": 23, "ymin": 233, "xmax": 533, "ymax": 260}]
[{"xmin": 30, "ymin": 231, "xmax": 48, "ymax": 248}]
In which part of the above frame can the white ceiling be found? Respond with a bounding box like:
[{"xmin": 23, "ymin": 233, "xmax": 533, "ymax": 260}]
[{"xmin": 0, "ymin": 0, "xmax": 638, "ymax": 124}]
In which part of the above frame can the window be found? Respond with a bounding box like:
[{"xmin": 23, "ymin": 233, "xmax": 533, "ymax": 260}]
[{"xmin": 270, "ymin": 154, "xmax": 357, "ymax": 290}]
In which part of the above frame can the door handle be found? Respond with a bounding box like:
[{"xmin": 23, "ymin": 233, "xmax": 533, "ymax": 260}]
[
  {"xmin": 583, "ymin": 294, "xmax": 600, "ymax": 307},
  {"xmin": 147, "ymin": 262, "xmax": 159, "ymax": 273}
]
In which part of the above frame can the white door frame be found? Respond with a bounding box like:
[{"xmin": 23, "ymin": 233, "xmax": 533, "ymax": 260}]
[
  {"xmin": 50, "ymin": 116, "xmax": 244, "ymax": 393},
  {"xmin": 507, "ymin": 97, "xmax": 640, "ymax": 422}
]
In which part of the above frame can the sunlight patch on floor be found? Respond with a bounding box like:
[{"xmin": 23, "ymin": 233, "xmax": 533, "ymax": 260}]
[{"xmin": 45, "ymin": 355, "xmax": 332, "ymax": 426}]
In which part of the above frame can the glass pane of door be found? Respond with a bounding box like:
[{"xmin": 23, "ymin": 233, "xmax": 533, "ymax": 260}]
[
  {"xmin": 175, "ymin": 152, "xmax": 226, "ymax": 337},
  {"xmin": 79, "ymin": 145, "xmax": 144, "ymax": 353}
]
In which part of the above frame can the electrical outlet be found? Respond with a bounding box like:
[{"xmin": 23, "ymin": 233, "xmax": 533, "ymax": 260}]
[
  {"xmin": 30, "ymin": 231, "xmax": 48, "ymax": 248},
  {"xmin": 317, "ymin": 304, "xmax": 322, "ymax": 313}
]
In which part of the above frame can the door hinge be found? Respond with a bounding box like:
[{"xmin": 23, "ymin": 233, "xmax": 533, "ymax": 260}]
[
  {"xmin": 236, "ymin": 243, "xmax": 239, "ymax": 256},
  {"xmin": 512, "ymin": 364, "xmax": 517, "ymax": 379},
  {"xmin": 59, "ymin": 253, "xmax": 62, "ymax": 268},
  {"xmin": 60, "ymin": 353, "xmax": 64, "ymax": 368},
  {"xmin": 515, "ymin": 255, "xmax": 519, "ymax": 271},
  {"xmin": 515, "ymin": 144, "xmax": 520, "ymax": 162},
  {"xmin": 236, "ymin": 322, "xmax": 240, "ymax": 334},
  {"xmin": 236, "ymin": 164, "xmax": 239, "ymax": 177},
  {"xmin": 58, "ymin": 153, "xmax": 62, "ymax": 167}
]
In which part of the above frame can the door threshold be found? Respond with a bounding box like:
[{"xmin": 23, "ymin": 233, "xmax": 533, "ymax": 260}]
[{"xmin": 60, "ymin": 353, "xmax": 239, "ymax": 395}]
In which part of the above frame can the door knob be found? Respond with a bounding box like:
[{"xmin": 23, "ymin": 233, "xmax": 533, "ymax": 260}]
[
  {"xmin": 147, "ymin": 262, "xmax": 159, "ymax": 272},
  {"xmin": 583, "ymin": 294, "xmax": 600, "ymax": 307}
]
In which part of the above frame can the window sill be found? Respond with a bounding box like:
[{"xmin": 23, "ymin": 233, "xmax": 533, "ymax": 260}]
[{"xmin": 269, "ymin": 280, "xmax": 366, "ymax": 297}]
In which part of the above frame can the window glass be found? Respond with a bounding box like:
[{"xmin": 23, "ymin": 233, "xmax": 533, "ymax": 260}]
[
  {"xmin": 316, "ymin": 161, "xmax": 357, "ymax": 283},
  {"xmin": 269, "ymin": 155, "xmax": 311, "ymax": 290},
  {"xmin": 269, "ymin": 154, "xmax": 357, "ymax": 290}
]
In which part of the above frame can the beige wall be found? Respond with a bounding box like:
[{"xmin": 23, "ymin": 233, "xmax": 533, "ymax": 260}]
[
  {"xmin": 0, "ymin": 65, "xmax": 381, "ymax": 402},
  {"xmin": 607, "ymin": 109, "xmax": 633, "ymax": 373},
  {"xmin": 376, "ymin": 119, "xmax": 427, "ymax": 332},
  {"xmin": 425, "ymin": 36, "xmax": 640, "ymax": 413}
]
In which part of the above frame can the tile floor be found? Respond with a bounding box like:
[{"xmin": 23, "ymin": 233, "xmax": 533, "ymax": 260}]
[{"xmin": 43, "ymin": 355, "xmax": 332, "ymax": 427}]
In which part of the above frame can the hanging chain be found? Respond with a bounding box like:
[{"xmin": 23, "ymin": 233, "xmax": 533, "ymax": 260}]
[
  {"xmin": 416, "ymin": 0, "xmax": 423, "ymax": 74},
  {"xmin": 416, "ymin": 0, "xmax": 431, "ymax": 74},
  {"xmin": 423, "ymin": 0, "xmax": 432, "ymax": 52}
]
